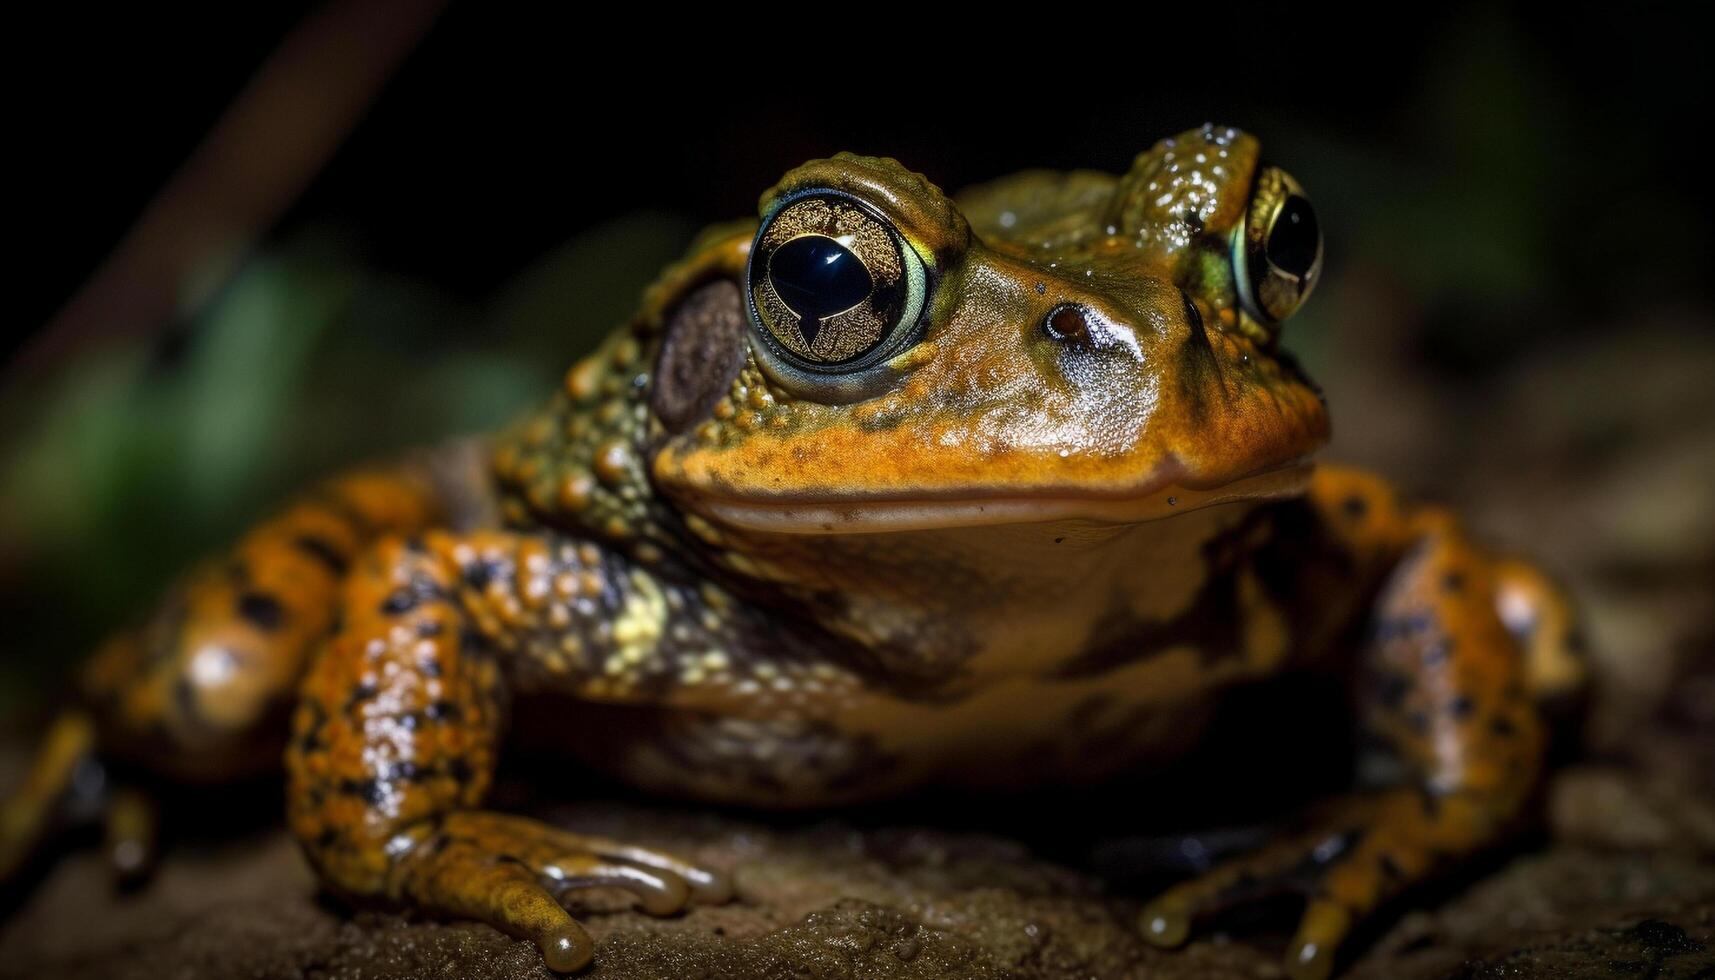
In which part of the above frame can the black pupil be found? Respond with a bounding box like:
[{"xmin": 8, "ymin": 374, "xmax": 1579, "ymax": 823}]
[
  {"xmin": 768, "ymin": 235, "xmax": 873, "ymax": 330},
  {"xmin": 1265, "ymin": 195, "xmax": 1320, "ymax": 278}
]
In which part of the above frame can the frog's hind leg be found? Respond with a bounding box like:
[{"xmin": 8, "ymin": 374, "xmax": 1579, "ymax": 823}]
[
  {"xmin": 1141, "ymin": 477, "xmax": 1549, "ymax": 980},
  {"xmin": 1, "ymin": 449, "xmax": 485, "ymax": 887}
]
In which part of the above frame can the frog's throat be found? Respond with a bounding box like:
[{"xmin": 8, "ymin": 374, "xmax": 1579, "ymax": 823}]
[{"xmin": 692, "ymin": 461, "xmax": 1314, "ymax": 535}]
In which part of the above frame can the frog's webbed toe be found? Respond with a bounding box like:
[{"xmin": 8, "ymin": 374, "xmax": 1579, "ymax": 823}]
[
  {"xmin": 391, "ymin": 811, "xmax": 728, "ymax": 972},
  {"xmin": 1139, "ymin": 791, "xmax": 1437, "ymax": 979}
]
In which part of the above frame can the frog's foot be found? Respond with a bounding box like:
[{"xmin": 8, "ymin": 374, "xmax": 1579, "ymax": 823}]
[
  {"xmin": 1, "ymin": 711, "xmax": 106, "ymax": 885},
  {"xmin": 1140, "ymin": 788, "xmax": 1474, "ymax": 980},
  {"xmin": 102, "ymin": 785, "xmax": 158, "ymax": 882},
  {"xmin": 390, "ymin": 811, "xmax": 731, "ymax": 972}
]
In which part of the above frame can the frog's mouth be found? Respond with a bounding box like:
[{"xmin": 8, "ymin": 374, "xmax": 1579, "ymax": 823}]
[{"xmin": 691, "ymin": 461, "xmax": 1313, "ymax": 535}]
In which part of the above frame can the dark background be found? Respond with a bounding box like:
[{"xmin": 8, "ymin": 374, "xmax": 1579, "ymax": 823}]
[{"xmin": 4, "ymin": 3, "xmax": 1712, "ymax": 712}]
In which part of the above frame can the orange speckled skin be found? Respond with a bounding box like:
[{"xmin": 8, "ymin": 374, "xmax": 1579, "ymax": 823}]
[{"xmin": 1, "ymin": 126, "xmax": 1585, "ymax": 980}]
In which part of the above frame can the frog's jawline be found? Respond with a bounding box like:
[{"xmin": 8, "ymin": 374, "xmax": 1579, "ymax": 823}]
[{"xmin": 695, "ymin": 462, "xmax": 1313, "ymax": 535}]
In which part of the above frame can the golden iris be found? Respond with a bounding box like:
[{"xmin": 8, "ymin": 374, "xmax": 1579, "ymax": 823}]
[{"xmin": 747, "ymin": 193, "xmax": 921, "ymax": 369}]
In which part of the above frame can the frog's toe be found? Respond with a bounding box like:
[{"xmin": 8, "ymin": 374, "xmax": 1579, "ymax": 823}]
[
  {"xmin": 561, "ymin": 833, "xmax": 733, "ymax": 904},
  {"xmin": 541, "ymin": 853, "xmax": 692, "ymax": 916},
  {"xmin": 387, "ymin": 811, "xmax": 727, "ymax": 971},
  {"xmin": 397, "ymin": 837, "xmax": 597, "ymax": 972},
  {"xmin": 1138, "ymin": 823, "xmax": 1344, "ymax": 953},
  {"xmin": 1139, "ymin": 789, "xmax": 1453, "ymax": 980},
  {"xmin": 103, "ymin": 786, "xmax": 157, "ymax": 883}
]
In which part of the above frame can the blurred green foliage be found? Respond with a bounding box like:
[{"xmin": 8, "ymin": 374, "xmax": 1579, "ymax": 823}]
[{"xmin": 0, "ymin": 214, "xmax": 693, "ymax": 715}]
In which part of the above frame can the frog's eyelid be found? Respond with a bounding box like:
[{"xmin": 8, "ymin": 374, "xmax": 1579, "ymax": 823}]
[{"xmin": 767, "ymin": 187, "xmax": 939, "ymax": 272}]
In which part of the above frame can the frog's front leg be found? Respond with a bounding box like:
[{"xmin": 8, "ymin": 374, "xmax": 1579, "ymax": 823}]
[
  {"xmin": 286, "ymin": 530, "xmax": 729, "ymax": 973},
  {"xmin": 1141, "ymin": 473, "xmax": 1550, "ymax": 980}
]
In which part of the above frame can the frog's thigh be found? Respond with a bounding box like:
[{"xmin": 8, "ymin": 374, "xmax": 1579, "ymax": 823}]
[
  {"xmin": 287, "ymin": 531, "xmax": 727, "ymax": 973},
  {"xmin": 1143, "ymin": 512, "xmax": 1545, "ymax": 980},
  {"xmin": 2, "ymin": 467, "xmax": 453, "ymax": 888},
  {"xmin": 81, "ymin": 469, "xmax": 448, "ymax": 778}
]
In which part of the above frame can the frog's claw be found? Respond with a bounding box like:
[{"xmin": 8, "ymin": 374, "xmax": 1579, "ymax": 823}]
[{"xmin": 387, "ymin": 811, "xmax": 727, "ymax": 970}]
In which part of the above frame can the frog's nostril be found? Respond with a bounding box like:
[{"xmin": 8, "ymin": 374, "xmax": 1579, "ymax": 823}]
[{"xmin": 1043, "ymin": 305, "xmax": 1092, "ymax": 345}]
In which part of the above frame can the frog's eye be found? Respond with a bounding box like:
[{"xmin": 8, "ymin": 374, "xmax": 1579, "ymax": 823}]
[
  {"xmin": 746, "ymin": 192, "xmax": 927, "ymax": 375},
  {"xmin": 1232, "ymin": 166, "xmax": 1323, "ymax": 324}
]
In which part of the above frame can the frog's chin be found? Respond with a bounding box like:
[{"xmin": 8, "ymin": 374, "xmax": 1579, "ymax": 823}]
[{"xmin": 693, "ymin": 462, "xmax": 1314, "ymax": 535}]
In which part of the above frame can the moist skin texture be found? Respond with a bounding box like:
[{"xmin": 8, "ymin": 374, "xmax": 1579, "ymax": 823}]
[{"xmin": 0, "ymin": 125, "xmax": 1586, "ymax": 980}]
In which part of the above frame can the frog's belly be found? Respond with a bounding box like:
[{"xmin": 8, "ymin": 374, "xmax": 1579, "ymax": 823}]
[{"xmin": 535, "ymin": 684, "xmax": 1219, "ymax": 808}]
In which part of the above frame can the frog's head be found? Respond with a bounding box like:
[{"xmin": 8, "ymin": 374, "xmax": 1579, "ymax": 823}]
[{"xmin": 541, "ymin": 125, "xmax": 1329, "ymax": 538}]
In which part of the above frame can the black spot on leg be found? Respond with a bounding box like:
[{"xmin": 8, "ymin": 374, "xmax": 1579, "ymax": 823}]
[
  {"xmin": 387, "ymin": 761, "xmax": 426, "ymax": 782},
  {"xmin": 1342, "ymin": 495, "xmax": 1369, "ymax": 520},
  {"xmin": 1378, "ymin": 853, "xmax": 1404, "ymax": 880},
  {"xmin": 381, "ymin": 575, "xmax": 449, "ymax": 617},
  {"xmin": 311, "ymin": 491, "xmax": 374, "ymax": 536},
  {"xmin": 462, "ymin": 559, "xmax": 503, "ymax": 591},
  {"xmin": 343, "ymin": 778, "xmax": 385, "ymax": 807},
  {"xmin": 1373, "ymin": 613, "xmax": 1436, "ymax": 643},
  {"xmin": 427, "ymin": 700, "xmax": 462, "ymax": 722},
  {"xmin": 1448, "ymin": 695, "xmax": 1475, "ymax": 719},
  {"xmin": 237, "ymin": 591, "xmax": 286, "ymax": 631},
  {"xmin": 1490, "ymin": 716, "xmax": 1518, "ymax": 737},
  {"xmin": 1372, "ymin": 671, "xmax": 1413, "ymax": 710},
  {"xmin": 344, "ymin": 682, "xmax": 379, "ymax": 713},
  {"xmin": 381, "ymin": 589, "xmax": 419, "ymax": 615},
  {"xmin": 458, "ymin": 626, "xmax": 493, "ymax": 657},
  {"xmin": 293, "ymin": 535, "xmax": 349, "ymax": 575},
  {"xmin": 1442, "ymin": 571, "xmax": 1466, "ymax": 594}
]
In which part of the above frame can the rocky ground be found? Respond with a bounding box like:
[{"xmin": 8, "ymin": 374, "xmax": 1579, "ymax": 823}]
[{"xmin": 2, "ymin": 314, "xmax": 1712, "ymax": 978}]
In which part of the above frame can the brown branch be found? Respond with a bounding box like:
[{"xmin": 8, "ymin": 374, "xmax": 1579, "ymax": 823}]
[{"xmin": 11, "ymin": 0, "xmax": 449, "ymax": 379}]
